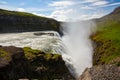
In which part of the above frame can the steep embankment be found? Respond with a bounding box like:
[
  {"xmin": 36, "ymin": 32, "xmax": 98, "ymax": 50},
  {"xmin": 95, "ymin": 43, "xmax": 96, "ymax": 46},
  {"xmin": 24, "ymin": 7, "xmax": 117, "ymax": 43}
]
[
  {"xmin": 0, "ymin": 9, "xmax": 63, "ymax": 35},
  {"xmin": 79, "ymin": 6, "xmax": 120, "ymax": 80},
  {"xmin": 92, "ymin": 6, "xmax": 120, "ymax": 66},
  {"xmin": 0, "ymin": 46, "xmax": 74, "ymax": 80}
]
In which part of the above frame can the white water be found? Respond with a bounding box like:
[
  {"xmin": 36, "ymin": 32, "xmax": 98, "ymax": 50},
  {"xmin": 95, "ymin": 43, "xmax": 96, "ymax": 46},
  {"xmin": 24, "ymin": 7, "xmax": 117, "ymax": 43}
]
[
  {"xmin": 0, "ymin": 31, "xmax": 76, "ymax": 77},
  {"xmin": 62, "ymin": 21, "xmax": 96, "ymax": 78},
  {"xmin": 0, "ymin": 31, "xmax": 66, "ymax": 54},
  {"xmin": 0, "ymin": 21, "xmax": 95, "ymax": 78}
]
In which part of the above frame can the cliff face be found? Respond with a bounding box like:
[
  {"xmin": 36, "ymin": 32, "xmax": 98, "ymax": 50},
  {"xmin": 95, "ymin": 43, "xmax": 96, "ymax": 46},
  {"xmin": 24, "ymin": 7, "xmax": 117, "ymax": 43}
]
[
  {"xmin": 0, "ymin": 46, "xmax": 74, "ymax": 80},
  {"xmin": 0, "ymin": 9, "xmax": 63, "ymax": 36},
  {"xmin": 92, "ymin": 6, "xmax": 120, "ymax": 66}
]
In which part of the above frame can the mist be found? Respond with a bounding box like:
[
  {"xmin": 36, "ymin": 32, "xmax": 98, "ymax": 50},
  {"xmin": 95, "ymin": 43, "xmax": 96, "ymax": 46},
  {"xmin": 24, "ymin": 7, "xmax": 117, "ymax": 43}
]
[{"xmin": 62, "ymin": 21, "xmax": 96, "ymax": 78}]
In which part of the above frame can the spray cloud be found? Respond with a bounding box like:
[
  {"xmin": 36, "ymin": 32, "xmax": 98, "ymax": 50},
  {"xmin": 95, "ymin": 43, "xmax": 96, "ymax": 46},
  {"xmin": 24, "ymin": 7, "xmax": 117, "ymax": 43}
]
[{"xmin": 62, "ymin": 21, "xmax": 96, "ymax": 78}]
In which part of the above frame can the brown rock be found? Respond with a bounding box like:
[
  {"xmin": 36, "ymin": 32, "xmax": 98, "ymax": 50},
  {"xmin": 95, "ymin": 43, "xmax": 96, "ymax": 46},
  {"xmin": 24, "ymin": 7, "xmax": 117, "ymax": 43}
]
[{"xmin": 79, "ymin": 65, "xmax": 120, "ymax": 80}]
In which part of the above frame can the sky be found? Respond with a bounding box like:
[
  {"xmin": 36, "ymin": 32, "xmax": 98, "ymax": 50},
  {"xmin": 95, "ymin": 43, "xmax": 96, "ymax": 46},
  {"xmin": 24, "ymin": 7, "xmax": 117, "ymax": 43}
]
[{"xmin": 0, "ymin": 0, "xmax": 120, "ymax": 21}]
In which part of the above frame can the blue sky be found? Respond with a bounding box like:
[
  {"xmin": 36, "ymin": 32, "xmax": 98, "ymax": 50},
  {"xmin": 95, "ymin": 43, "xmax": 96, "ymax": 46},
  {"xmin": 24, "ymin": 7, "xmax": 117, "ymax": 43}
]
[{"xmin": 0, "ymin": 0, "xmax": 120, "ymax": 21}]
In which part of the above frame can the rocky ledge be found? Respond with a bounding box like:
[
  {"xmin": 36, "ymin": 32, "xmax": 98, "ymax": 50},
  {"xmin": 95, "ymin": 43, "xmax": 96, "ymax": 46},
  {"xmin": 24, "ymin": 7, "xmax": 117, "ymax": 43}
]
[
  {"xmin": 79, "ymin": 65, "xmax": 120, "ymax": 80},
  {"xmin": 0, "ymin": 46, "xmax": 74, "ymax": 80}
]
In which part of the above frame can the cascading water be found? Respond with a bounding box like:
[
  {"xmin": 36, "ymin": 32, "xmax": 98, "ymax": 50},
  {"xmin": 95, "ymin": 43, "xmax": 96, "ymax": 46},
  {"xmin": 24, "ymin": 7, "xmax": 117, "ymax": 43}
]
[
  {"xmin": 0, "ymin": 21, "xmax": 95, "ymax": 79},
  {"xmin": 0, "ymin": 31, "xmax": 75, "ymax": 77},
  {"xmin": 62, "ymin": 21, "xmax": 96, "ymax": 78},
  {"xmin": 0, "ymin": 31, "xmax": 67, "ymax": 55}
]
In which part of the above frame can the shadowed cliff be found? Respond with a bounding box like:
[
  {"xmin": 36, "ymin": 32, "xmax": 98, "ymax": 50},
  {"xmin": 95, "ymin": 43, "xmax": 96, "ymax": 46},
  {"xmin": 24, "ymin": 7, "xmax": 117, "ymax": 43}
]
[
  {"xmin": 0, "ymin": 46, "xmax": 75, "ymax": 80},
  {"xmin": 0, "ymin": 9, "xmax": 63, "ymax": 36}
]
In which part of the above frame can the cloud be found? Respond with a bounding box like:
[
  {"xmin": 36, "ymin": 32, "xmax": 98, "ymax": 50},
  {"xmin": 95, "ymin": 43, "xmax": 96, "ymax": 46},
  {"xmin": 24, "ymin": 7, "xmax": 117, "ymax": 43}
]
[
  {"xmin": 20, "ymin": 2, "xmax": 26, "ymax": 6},
  {"xmin": 84, "ymin": 0, "xmax": 100, "ymax": 3},
  {"xmin": 0, "ymin": 0, "xmax": 118, "ymax": 21},
  {"xmin": 81, "ymin": 6, "xmax": 94, "ymax": 10},
  {"xmin": 32, "ymin": 12, "xmax": 47, "ymax": 17},
  {"xmin": 49, "ymin": 9, "xmax": 74, "ymax": 21},
  {"xmin": 79, "ymin": 13, "xmax": 106, "ymax": 20},
  {"xmin": 47, "ymin": 0, "xmax": 109, "ymax": 21},
  {"xmin": 102, "ymin": 2, "xmax": 120, "ymax": 7},
  {"xmin": 49, "ymin": 1, "xmax": 75, "ymax": 7},
  {"xmin": 16, "ymin": 8, "xmax": 25, "ymax": 12},
  {"xmin": 0, "ymin": 1, "xmax": 7, "ymax": 5},
  {"xmin": 92, "ymin": 1, "xmax": 108, "ymax": 6}
]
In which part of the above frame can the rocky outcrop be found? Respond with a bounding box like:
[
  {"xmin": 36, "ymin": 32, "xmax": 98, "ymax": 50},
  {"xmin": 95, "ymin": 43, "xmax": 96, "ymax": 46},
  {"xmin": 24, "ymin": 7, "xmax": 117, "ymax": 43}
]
[
  {"xmin": 0, "ymin": 9, "xmax": 63, "ymax": 36},
  {"xmin": 0, "ymin": 46, "xmax": 74, "ymax": 80},
  {"xmin": 79, "ymin": 65, "xmax": 120, "ymax": 80}
]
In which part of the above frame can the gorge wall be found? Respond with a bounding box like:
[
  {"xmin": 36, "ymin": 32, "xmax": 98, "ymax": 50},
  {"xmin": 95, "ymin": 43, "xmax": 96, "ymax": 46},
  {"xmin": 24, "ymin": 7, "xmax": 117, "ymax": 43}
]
[{"xmin": 0, "ymin": 9, "xmax": 63, "ymax": 36}]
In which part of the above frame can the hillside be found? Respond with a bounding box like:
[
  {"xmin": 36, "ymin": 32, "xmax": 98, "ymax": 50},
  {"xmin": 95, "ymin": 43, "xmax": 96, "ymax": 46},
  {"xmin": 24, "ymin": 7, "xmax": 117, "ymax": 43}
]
[
  {"xmin": 92, "ymin": 6, "xmax": 120, "ymax": 66},
  {"xmin": 0, "ymin": 9, "xmax": 63, "ymax": 35},
  {"xmin": 79, "ymin": 6, "xmax": 120, "ymax": 80}
]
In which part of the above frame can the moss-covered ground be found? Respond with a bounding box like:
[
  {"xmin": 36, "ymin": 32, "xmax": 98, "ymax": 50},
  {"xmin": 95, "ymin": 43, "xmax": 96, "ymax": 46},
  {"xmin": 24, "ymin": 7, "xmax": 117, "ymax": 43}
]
[{"xmin": 92, "ymin": 20, "xmax": 120, "ymax": 66}]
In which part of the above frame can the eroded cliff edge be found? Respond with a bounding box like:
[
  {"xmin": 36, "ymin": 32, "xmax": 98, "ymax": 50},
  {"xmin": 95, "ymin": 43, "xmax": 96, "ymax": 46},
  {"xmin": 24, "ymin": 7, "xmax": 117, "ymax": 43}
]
[
  {"xmin": 0, "ymin": 46, "xmax": 75, "ymax": 80},
  {"xmin": 0, "ymin": 9, "xmax": 63, "ymax": 36},
  {"xmin": 79, "ymin": 6, "xmax": 120, "ymax": 80}
]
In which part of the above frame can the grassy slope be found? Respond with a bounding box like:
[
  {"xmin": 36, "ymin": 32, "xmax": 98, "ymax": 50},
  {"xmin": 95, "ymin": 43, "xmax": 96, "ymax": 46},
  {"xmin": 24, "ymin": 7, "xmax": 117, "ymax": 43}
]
[
  {"xmin": 92, "ymin": 7, "xmax": 120, "ymax": 66},
  {"xmin": 0, "ymin": 9, "xmax": 47, "ymax": 18}
]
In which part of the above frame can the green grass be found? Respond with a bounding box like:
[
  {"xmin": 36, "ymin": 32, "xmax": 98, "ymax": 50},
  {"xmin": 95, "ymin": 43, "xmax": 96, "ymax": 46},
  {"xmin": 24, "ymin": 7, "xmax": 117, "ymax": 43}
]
[
  {"xmin": 23, "ymin": 47, "xmax": 61, "ymax": 61},
  {"xmin": 0, "ymin": 48, "xmax": 11, "ymax": 61},
  {"xmin": 0, "ymin": 9, "xmax": 47, "ymax": 19},
  {"xmin": 92, "ymin": 20, "xmax": 120, "ymax": 65}
]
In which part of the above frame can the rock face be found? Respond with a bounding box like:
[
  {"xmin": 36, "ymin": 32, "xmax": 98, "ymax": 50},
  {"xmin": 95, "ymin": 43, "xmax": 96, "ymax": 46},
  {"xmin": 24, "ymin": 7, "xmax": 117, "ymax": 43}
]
[
  {"xmin": 79, "ymin": 65, "xmax": 120, "ymax": 80},
  {"xmin": 0, "ymin": 9, "xmax": 63, "ymax": 36},
  {"xmin": 0, "ymin": 46, "xmax": 74, "ymax": 80}
]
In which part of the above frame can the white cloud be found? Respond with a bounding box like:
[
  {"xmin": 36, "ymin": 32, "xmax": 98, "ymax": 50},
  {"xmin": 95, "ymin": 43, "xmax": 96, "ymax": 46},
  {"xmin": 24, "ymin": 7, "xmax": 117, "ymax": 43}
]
[
  {"xmin": 49, "ymin": 9, "xmax": 74, "ymax": 21},
  {"xmin": 80, "ymin": 13, "xmax": 106, "ymax": 20},
  {"xmin": 81, "ymin": 6, "xmax": 94, "ymax": 9},
  {"xmin": 20, "ymin": 2, "xmax": 26, "ymax": 6},
  {"xmin": 92, "ymin": 1, "xmax": 108, "ymax": 6},
  {"xmin": 16, "ymin": 8, "xmax": 25, "ymax": 12},
  {"xmin": 24, "ymin": 7, "xmax": 54, "ymax": 12},
  {"xmin": 102, "ymin": 2, "xmax": 120, "ymax": 7},
  {"xmin": 32, "ymin": 12, "xmax": 47, "ymax": 17},
  {"xmin": 84, "ymin": 0, "xmax": 99, "ymax": 3},
  {"xmin": 0, "ymin": 1, "xmax": 7, "ymax": 5},
  {"xmin": 49, "ymin": 1, "xmax": 75, "ymax": 7},
  {"xmin": 47, "ymin": 0, "xmax": 110, "ymax": 21}
]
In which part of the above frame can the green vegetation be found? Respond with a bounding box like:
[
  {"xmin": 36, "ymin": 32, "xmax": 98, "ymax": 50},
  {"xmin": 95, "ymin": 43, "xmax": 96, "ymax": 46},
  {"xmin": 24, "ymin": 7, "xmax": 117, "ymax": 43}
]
[
  {"xmin": 0, "ymin": 9, "xmax": 47, "ymax": 18},
  {"xmin": 0, "ymin": 48, "xmax": 11, "ymax": 61},
  {"xmin": 92, "ymin": 20, "xmax": 120, "ymax": 66},
  {"xmin": 0, "ymin": 46, "xmax": 74, "ymax": 80},
  {"xmin": 23, "ymin": 47, "xmax": 61, "ymax": 61}
]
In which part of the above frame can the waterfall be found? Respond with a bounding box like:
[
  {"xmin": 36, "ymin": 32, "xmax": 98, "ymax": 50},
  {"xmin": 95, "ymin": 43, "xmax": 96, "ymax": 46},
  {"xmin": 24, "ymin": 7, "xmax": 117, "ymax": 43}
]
[
  {"xmin": 0, "ymin": 21, "xmax": 96, "ymax": 78},
  {"xmin": 0, "ymin": 31, "xmax": 75, "ymax": 77},
  {"xmin": 0, "ymin": 31, "xmax": 66, "ymax": 54},
  {"xmin": 62, "ymin": 21, "xmax": 96, "ymax": 78}
]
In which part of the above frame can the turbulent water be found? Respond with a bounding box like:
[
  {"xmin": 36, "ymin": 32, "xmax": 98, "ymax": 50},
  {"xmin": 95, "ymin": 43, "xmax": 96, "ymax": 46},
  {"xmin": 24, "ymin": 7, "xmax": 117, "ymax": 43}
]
[
  {"xmin": 62, "ymin": 21, "xmax": 96, "ymax": 78},
  {"xmin": 0, "ymin": 31, "xmax": 66, "ymax": 54},
  {"xmin": 0, "ymin": 21, "xmax": 95, "ymax": 78},
  {"xmin": 0, "ymin": 31, "xmax": 74, "ymax": 75}
]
